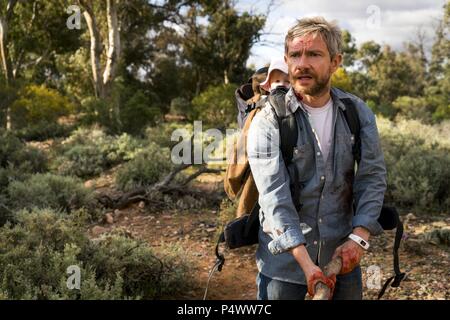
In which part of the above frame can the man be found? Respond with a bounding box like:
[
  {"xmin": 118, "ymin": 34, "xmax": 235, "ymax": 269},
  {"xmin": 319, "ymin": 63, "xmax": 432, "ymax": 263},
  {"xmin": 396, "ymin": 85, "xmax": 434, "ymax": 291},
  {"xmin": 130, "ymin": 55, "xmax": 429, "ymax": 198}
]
[{"xmin": 247, "ymin": 17, "xmax": 387, "ymax": 300}]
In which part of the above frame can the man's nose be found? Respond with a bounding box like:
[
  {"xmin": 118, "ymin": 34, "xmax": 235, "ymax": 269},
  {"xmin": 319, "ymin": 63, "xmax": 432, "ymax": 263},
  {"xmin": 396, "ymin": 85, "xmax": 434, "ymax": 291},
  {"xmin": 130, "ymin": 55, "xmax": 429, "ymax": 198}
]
[{"xmin": 296, "ymin": 53, "xmax": 310, "ymax": 70}]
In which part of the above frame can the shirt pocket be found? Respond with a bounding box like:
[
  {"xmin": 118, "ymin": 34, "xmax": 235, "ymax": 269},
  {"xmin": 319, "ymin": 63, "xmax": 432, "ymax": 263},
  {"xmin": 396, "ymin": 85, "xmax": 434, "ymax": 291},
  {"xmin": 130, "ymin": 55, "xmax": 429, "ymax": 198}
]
[
  {"xmin": 335, "ymin": 133, "xmax": 356, "ymax": 173},
  {"xmin": 291, "ymin": 143, "xmax": 315, "ymax": 183}
]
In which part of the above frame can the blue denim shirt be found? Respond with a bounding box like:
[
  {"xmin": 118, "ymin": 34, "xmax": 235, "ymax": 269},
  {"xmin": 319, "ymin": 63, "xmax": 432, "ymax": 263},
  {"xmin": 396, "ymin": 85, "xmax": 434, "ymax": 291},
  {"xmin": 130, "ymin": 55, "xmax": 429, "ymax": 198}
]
[{"xmin": 247, "ymin": 87, "xmax": 387, "ymax": 284}]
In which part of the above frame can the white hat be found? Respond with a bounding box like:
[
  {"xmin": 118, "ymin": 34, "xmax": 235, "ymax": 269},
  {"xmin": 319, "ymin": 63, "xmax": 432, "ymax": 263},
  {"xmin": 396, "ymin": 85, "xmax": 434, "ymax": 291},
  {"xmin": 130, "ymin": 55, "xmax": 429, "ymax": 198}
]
[{"xmin": 260, "ymin": 58, "xmax": 289, "ymax": 92}]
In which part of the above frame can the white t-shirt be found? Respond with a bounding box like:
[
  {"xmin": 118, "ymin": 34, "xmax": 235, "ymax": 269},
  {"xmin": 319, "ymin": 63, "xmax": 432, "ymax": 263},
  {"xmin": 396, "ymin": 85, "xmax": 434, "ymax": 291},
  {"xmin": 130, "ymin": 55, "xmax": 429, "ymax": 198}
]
[{"xmin": 302, "ymin": 98, "xmax": 333, "ymax": 162}]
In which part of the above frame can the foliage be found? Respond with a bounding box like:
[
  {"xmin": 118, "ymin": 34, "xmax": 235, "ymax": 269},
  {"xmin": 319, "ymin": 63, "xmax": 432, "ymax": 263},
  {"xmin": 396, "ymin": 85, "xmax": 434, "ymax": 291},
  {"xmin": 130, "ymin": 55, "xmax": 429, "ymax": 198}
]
[
  {"xmin": 119, "ymin": 90, "xmax": 162, "ymax": 135},
  {"xmin": 0, "ymin": 209, "xmax": 193, "ymax": 299},
  {"xmin": 115, "ymin": 143, "xmax": 173, "ymax": 191},
  {"xmin": 0, "ymin": 130, "xmax": 48, "ymax": 188},
  {"xmin": 53, "ymin": 128, "xmax": 143, "ymax": 178},
  {"xmin": 378, "ymin": 118, "xmax": 450, "ymax": 213},
  {"xmin": 145, "ymin": 122, "xmax": 194, "ymax": 148},
  {"xmin": 332, "ymin": 68, "xmax": 352, "ymax": 92},
  {"xmin": 10, "ymin": 85, "xmax": 74, "ymax": 130},
  {"xmin": 191, "ymin": 84, "xmax": 237, "ymax": 128},
  {"xmin": 7, "ymin": 173, "xmax": 94, "ymax": 214}
]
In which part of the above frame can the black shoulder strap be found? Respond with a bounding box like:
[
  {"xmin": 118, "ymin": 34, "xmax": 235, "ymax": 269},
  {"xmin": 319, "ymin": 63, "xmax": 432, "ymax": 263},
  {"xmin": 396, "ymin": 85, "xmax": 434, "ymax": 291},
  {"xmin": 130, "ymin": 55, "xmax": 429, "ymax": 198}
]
[
  {"xmin": 340, "ymin": 97, "xmax": 361, "ymax": 164},
  {"xmin": 268, "ymin": 87, "xmax": 302, "ymax": 212}
]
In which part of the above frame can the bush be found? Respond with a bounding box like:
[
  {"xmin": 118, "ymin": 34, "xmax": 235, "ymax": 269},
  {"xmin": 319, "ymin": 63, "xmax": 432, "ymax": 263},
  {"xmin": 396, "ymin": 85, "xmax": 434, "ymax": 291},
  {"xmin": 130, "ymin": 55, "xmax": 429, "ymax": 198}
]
[
  {"xmin": 145, "ymin": 122, "xmax": 194, "ymax": 148},
  {"xmin": 378, "ymin": 117, "xmax": 450, "ymax": 213},
  {"xmin": 169, "ymin": 97, "xmax": 191, "ymax": 117},
  {"xmin": 120, "ymin": 90, "xmax": 162, "ymax": 135},
  {"xmin": 392, "ymin": 96, "xmax": 432, "ymax": 122},
  {"xmin": 7, "ymin": 173, "xmax": 94, "ymax": 213},
  {"xmin": 115, "ymin": 143, "xmax": 173, "ymax": 191},
  {"xmin": 54, "ymin": 128, "xmax": 143, "ymax": 178},
  {"xmin": 191, "ymin": 84, "xmax": 237, "ymax": 128},
  {"xmin": 0, "ymin": 209, "xmax": 193, "ymax": 299},
  {"xmin": 15, "ymin": 122, "xmax": 74, "ymax": 142},
  {"xmin": 10, "ymin": 85, "xmax": 74, "ymax": 130},
  {"xmin": 0, "ymin": 130, "xmax": 46, "ymax": 172}
]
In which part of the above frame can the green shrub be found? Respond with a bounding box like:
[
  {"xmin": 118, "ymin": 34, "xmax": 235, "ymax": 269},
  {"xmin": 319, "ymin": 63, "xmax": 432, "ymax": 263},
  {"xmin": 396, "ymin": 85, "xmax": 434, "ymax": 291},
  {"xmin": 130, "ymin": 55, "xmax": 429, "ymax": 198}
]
[
  {"xmin": 145, "ymin": 122, "xmax": 194, "ymax": 148},
  {"xmin": 10, "ymin": 85, "xmax": 74, "ymax": 130},
  {"xmin": 378, "ymin": 117, "xmax": 450, "ymax": 213},
  {"xmin": 169, "ymin": 97, "xmax": 191, "ymax": 117},
  {"xmin": 0, "ymin": 130, "xmax": 48, "ymax": 171},
  {"xmin": 120, "ymin": 90, "xmax": 162, "ymax": 135},
  {"xmin": 191, "ymin": 84, "xmax": 237, "ymax": 128},
  {"xmin": 54, "ymin": 128, "xmax": 143, "ymax": 178},
  {"xmin": 15, "ymin": 122, "xmax": 74, "ymax": 142},
  {"xmin": 392, "ymin": 96, "xmax": 432, "ymax": 122},
  {"xmin": 115, "ymin": 143, "xmax": 172, "ymax": 191},
  {"xmin": 0, "ymin": 209, "xmax": 193, "ymax": 299},
  {"xmin": 7, "ymin": 173, "xmax": 94, "ymax": 213}
]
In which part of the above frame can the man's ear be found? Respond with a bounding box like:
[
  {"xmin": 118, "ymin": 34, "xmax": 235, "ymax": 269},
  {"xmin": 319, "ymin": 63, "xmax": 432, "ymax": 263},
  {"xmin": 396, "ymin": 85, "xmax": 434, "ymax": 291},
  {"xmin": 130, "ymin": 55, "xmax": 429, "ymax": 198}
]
[
  {"xmin": 284, "ymin": 54, "xmax": 288, "ymax": 64},
  {"xmin": 331, "ymin": 53, "xmax": 343, "ymax": 73}
]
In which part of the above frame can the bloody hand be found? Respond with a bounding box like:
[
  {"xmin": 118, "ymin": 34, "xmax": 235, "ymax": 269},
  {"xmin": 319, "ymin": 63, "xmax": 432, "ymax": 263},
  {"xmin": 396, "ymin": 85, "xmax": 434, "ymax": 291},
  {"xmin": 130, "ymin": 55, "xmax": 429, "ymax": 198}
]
[
  {"xmin": 307, "ymin": 269, "xmax": 336, "ymax": 298},
  {"xmin": 332, "ymin": 240, "xmax": 365, "ymax": 274}
]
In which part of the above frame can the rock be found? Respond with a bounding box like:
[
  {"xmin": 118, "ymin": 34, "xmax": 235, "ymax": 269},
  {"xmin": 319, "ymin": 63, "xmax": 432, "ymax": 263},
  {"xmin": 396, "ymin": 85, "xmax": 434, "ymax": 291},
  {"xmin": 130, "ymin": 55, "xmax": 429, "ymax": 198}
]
[
  {"xmin": 114, "ymin": 209, "xmax": 121, "ymax": 215},
  {"xmin": 115, "ymin": 211, "xmax": 124, "ymax": 220},
  {"xmin": 138, "ymin": 201, "xmax": 145, "ymax": 209},
  {"xmin": 104, "ymin": 213, "xmax": 114, "ymax": 224},
  {"xmin": 84, "ymin": 180, "xmax": 95, "ymax": 188},
  {"xmin": 206, "ymin": 227, "xmax": 215, "ymax": 233},
  {"xmin": 91, "ymin": 226, "xmax": 107, "ymax": 237},
  {"xmin": 406, "ymin": 213, "xmax": 417, "ymax": 221}
]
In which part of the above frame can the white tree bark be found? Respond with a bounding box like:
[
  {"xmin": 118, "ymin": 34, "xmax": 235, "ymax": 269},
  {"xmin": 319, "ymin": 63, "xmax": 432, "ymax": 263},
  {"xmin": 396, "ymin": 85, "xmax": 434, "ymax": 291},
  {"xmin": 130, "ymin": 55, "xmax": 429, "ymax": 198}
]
[
  {"xmin": 103, "ymin": 0, "xmax": 120, "ymax": 95},
  {"xmin": 80, "ymin": 1, "xmax": 104, "ymax": 98},
  {"xmin": 0, "ymin": 0, "xmax": 18, "ymax": 130}
]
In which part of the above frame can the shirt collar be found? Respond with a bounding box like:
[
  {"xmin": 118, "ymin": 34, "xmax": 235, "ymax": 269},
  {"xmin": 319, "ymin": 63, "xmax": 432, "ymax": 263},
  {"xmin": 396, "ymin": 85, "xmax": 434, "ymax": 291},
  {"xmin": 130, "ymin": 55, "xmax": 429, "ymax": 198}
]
[{"xmin": 286, "ymin": 87, "xmax": 348, "ymax": 114}]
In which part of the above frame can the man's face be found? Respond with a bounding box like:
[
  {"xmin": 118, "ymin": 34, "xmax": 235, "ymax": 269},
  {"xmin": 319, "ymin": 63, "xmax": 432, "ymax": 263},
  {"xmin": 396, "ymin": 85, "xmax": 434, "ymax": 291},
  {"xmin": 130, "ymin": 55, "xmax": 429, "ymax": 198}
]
[{"xmin": 284, "ymin": 33, "xmax": 341, "ymax": 97}]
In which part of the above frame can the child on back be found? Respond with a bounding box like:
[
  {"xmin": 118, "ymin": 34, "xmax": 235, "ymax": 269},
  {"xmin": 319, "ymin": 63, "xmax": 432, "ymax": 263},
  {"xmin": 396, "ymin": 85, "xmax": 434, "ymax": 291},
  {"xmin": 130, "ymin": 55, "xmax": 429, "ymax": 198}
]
[{"xmin": 259, "ymin": 58, "xmax": 290, "ymax": 93}]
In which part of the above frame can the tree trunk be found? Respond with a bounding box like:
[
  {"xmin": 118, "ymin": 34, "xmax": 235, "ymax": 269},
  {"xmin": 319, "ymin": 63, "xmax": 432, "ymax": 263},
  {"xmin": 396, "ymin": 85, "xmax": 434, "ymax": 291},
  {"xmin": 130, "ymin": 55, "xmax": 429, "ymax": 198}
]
[
  {"xmin": 103, "ymin": 0, "xmax": 121, "ymax": 129},
  {"xmin": 0, "ymin": 0, "xmax": 18, "ymax": 130},
  {"xmin": 223, "ymin": 69, "xmax": 229, "ymax": 85},
  {"xmin": 80, "ymin": 1, "xmax": 103, "ymax": 99},
  {"xmin": 103, "ymin": 0, "xmax": 120, "ymax": 96}
]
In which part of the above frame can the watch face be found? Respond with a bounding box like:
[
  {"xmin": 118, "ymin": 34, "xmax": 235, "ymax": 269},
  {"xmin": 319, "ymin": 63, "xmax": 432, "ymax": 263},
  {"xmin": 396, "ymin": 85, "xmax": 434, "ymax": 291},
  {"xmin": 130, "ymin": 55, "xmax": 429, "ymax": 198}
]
[{"xmin": 361, "ymin": 240, "xmax": 366, "ymax": 246}]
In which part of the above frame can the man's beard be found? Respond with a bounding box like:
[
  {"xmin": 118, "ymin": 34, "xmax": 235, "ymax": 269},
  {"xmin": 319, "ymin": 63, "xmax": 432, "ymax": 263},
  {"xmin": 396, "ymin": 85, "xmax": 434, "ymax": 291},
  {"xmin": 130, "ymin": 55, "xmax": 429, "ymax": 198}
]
[{"xmin": 293, "ymin": 70, "xmax": 331, "ymax": 97}]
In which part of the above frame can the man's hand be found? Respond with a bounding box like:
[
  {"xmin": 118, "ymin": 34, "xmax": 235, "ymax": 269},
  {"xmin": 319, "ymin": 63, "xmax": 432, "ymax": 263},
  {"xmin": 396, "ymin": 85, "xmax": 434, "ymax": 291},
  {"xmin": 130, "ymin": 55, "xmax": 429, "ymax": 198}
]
[
  {"xmin": 305, "ymin": 266, "xmax": 336, "ymax": 297},
  {"xmin": 291, "ymin": 245, "xmax": 336, "ymax": 297},
  {"xmin": 332, "ymin": 227, "xmax": 370, "ymax": 274}
]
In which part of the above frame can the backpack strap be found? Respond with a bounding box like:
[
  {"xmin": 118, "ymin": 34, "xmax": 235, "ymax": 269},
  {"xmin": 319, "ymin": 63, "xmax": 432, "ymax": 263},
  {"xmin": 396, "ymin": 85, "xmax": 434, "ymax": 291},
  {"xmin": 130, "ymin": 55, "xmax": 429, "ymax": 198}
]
[
  {"xmin": 268, "ymin": 87, "xmax": 303, "ymax": 212},
  {"xmin": 340, "ymin": 97, "xmax": 361, "ymax": 164},
  {"xmin": 377, "ymin": 207, "xmax": 406, "ymax": 299}
]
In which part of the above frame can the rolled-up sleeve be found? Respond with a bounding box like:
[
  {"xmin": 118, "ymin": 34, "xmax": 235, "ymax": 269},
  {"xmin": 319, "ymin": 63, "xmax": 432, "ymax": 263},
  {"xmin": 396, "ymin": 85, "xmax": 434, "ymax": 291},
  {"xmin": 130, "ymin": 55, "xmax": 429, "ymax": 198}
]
[
  {"xmin": 352, "ymin": 104, "xmax": 386, "ymax": 235},
  {"xmin": 247, "ymin": 109, "xmax": 306, "ymax": 255}
]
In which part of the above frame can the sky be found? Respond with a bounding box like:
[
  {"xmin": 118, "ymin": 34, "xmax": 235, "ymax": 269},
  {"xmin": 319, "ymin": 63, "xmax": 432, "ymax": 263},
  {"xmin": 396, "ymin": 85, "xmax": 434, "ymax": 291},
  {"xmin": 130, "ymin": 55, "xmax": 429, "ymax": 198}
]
[{"xmin": 235, "ymin": 0, "xmax": 448, "ymax": 69}]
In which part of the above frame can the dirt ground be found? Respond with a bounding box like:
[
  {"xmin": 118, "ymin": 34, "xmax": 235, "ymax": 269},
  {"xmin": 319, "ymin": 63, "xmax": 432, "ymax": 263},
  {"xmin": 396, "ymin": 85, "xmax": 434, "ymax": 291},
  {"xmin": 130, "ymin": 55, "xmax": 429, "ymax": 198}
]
[{"xmin": 89, "ymin": 172, "xmax": 450, "ymax": 300}]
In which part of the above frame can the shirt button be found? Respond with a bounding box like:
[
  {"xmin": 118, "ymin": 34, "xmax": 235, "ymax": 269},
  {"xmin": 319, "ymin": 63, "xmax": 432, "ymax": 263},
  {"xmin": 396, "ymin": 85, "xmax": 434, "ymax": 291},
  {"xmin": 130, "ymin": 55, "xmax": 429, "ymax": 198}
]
[
  {"xmin": 313, "ymin": 241, "xmax": 318, "ymax": 245},
  {"xmin": 317, "ymin": 152, "xmax": 321, "ymax": 156},
  {"xmin": 320, "ymin": 176, "xmax": 325, "ymax": 181},
  {"xmin": 318, "ymin": 218, "xmax": 322, "ymax": 223}
]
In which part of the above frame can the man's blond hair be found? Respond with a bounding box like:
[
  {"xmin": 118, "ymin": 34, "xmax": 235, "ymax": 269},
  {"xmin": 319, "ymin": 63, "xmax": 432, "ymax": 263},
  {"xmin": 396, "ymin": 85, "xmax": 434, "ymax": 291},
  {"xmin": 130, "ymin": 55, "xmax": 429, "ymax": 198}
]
[{"xmin": 285, "ymin": 17, "xmax": 342, "ymax": 59}]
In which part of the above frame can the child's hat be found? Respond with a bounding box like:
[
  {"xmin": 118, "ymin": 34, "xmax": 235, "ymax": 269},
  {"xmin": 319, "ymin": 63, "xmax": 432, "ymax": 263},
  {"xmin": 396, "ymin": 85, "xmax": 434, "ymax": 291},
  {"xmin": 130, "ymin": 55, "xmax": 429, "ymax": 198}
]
[{"xmin": 260, "ymin": 58, "xmax": 288, "ymax": 91}]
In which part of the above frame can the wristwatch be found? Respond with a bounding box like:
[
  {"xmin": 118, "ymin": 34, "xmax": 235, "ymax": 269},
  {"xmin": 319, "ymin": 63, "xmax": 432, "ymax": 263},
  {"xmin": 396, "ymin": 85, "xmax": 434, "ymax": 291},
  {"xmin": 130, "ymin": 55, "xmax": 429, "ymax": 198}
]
[{"xmin": 348, "ymin": 233, "xmax": 370, "ymax": 250}]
